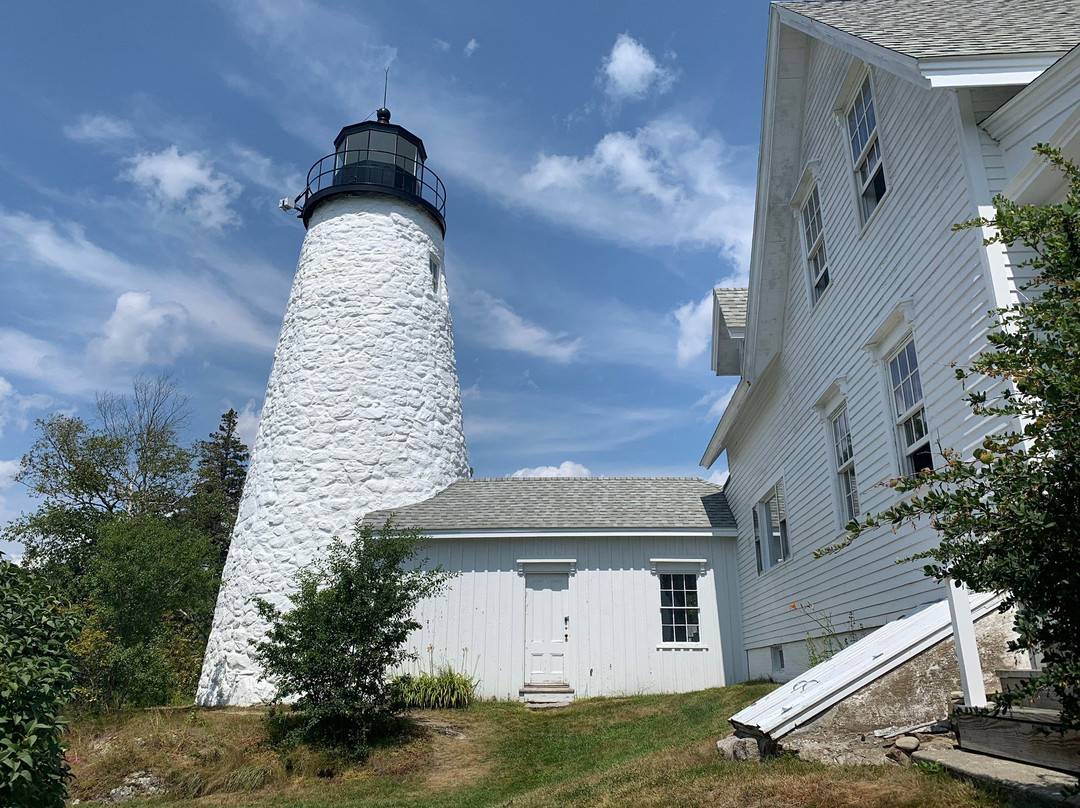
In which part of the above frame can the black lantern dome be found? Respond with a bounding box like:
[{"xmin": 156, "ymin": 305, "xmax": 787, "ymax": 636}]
[{"xmin": 294, "ymin": 108, "xmax": 446, "ymax": 233}]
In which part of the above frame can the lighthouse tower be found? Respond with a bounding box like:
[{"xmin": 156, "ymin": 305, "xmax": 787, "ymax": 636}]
[{"xmin": 197, "ymin": 109, "xmax": 470, "ymax": 706}]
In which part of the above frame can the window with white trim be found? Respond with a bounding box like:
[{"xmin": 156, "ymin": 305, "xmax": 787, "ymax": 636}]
[
  {"xmin": 658, "ymin": 573, "xmax": 700, "ymax": 643},
  {"xmin": 847, "ymin": 76, "xmax": 887, "ymax": 222},
  {"xmin": 888, "ymin": 338, "xmax": 932, "ymax": 475},
  {"xmin": 753, "ymin": 481, "xmax": 790, "ymax": 573},
  {"xmin": 830, "ymin": 405, "xmax": 859, "ymax": 524},
  {"xmin": 770, "ymin": 645, "xmax": 785, "ymax": 673},
  {"xmin": 801, "ymin": 186, "xmax": 829, "ymax": 303}
]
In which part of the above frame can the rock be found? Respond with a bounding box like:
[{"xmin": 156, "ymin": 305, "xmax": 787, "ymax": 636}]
[
  {"xmin": 894, "ymin": 735, "xmax": 920, "ymax": 753},
  {"xmin": 109, "ymin": 771, "xmax": 166, "ymax": 803},
  {"xmin": 716, "ymin": 735, "xmax": 762, "ymax": 761}
]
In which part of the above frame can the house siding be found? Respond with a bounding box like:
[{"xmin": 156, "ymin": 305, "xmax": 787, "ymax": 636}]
[
  {"xmin": 401, "ymin": 535, "xmax": 742, "ymax": 699},
  {"xmin": 725, "ymin": 40, "xmax": 1011, "ymax": 680}
]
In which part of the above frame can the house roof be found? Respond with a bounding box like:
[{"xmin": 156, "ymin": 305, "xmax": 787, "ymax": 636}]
[
  {"xmin": 774, "ymin": 0, "xmax": 1080, "ymax": 60},
  {"xmin": 362, "ymin": 477, "xmax": 735, "ymax": 533},
  {"xmin": 714, "ymin": 288, "xmax": 749, "ymax": 331}
]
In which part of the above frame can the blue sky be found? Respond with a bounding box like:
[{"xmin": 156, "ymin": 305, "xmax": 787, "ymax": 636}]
[{"xmin": 0, "ymin": 1, "xmax": 771, "ymax": 555}]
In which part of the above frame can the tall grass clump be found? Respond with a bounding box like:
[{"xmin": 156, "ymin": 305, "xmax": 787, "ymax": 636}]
[{"xmin": 392, "ymin": 665, "xmax": 475, "ymax": 709}]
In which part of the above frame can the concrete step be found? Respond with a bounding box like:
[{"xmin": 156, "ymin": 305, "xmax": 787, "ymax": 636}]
[
  {"xmin": 519, "ymin": 684, "xmax": 574, "ymax": 706},
  {"xmin": 913, "ymin": 747, "xmax": 1079, "ymax": 806},
  {"xmin": 997, "ymin": 668, "xmax": 1063, "ymax": 710}
]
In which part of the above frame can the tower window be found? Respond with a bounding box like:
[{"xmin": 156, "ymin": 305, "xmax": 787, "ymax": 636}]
[{"xmin": 430, "ymin": 255, "xmax": 441, "ymax": 292}]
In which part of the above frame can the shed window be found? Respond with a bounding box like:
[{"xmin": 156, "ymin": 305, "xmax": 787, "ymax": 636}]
[
  {"xmin": 659, "ymin": 573, "xmax": 700, "ymax": 643},
  {"xmin": 847, "ymin": 76, "xmax": 887, "ymax": 222}
]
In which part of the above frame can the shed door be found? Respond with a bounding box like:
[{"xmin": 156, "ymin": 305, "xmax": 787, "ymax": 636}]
[{"xmin": 524, "ymin": 572, "xmax": 569, "ymax": 685}]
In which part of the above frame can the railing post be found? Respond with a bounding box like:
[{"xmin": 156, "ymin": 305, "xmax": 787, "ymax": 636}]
[{"xmin": 945, "ymin": 578, "xmax": 987, "ymax": 707}]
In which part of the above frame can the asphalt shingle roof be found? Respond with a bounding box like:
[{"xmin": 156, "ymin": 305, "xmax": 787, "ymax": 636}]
[
  {"xmin": 363, "ymin": 477, "xmax": 735, "ymax": 532},
  {"xmin": 774, "ymin": 0, "xmax": 1080, "ymax": 59},
  {"xmin": 714, "ymin": 288, "xmax": 748, "ymax": 331}
]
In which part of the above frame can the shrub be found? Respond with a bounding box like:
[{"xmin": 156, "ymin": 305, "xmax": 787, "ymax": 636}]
[
  {"xmin": 0, "ymin": 555, "xmax": 79, "ymax": 808},
  {"xmin": 252, "ymin": 521, "xmax": 452, "ymax": 756}
]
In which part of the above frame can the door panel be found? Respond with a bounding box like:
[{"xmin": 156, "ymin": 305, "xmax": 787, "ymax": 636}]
[{"xmin": 524, "ymin": 573, "xmax": 569, "ymax": 685}]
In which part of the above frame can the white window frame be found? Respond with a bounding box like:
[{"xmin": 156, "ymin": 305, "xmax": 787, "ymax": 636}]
[
  {"xmin": 651, "ymin": 560, "xmax": 708, "ymax": 649},
  {"xmin": 801, "ymin": 186, "xmax": 830, "ymax": 304},
  {"xmin": 845, "ymin": 73, "xmax": 888, "ymax": 223},
  {"xmin": 830, "ymin": 404, "xmax": 860, "ymax": 526},
  {"xmin": 752, "ymin": 481, "xmax": 790, "ymax": 573},
  {"xmin": 770, "ymin": 644, "xmax": 785, "ymax": 673},
  {"xmin": 887, "ymin": 337, "xmax": 933, "ymax": 476}
]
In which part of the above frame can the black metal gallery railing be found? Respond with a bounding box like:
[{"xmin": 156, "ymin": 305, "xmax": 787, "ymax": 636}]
[{"xmin": 295, "ymin": 148, "xmax": 446, "ymax": 223}]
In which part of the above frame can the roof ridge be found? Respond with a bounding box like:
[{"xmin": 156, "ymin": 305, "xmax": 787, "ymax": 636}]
[{"xmin": 460, "ymin": 476, "xmax": 718, "ymax": 483}]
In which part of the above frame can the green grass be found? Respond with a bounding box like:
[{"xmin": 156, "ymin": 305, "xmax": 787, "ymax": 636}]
[{"xmin": 66, "ymin": 684, "xmax": 1021, "ymax": 807}]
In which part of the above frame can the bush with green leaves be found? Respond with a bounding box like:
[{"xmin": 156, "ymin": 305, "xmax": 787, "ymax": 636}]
[
  {"xmin": 829, "ymin": 147, "xmax": 1080, "ymax": 729},
  {"xmin": 253, "ymin": 521, "xmax": 452, "ymax": 756},
  {"xmin": 0, "ymin": 555, "xmax": 79, "ymax": 808}
]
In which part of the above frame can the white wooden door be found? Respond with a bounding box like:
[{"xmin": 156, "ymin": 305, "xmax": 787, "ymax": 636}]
[{"xmin": 524, "ymin": 572, "xmax": 569, "ymax": 685}]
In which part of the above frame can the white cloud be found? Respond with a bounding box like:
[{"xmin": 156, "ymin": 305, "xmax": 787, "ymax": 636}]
[
  {"xmin": 63, "ymin": 113, "xmax": 136, "ymax": 143},
  {"xmin": 124, "ymin": 146, "xmax": 241, "ymax": 228},
  {"xmin": 521, "ymin": 117, "xmax": 753, "ymax": 266},
  {"xmin": 673, "ymin": 291, "xmax": 713, "ymax": 368},
  {"xmin": 708, "ymin": 468, "xmax": 729, "ymax": 487},
  {"xmin": 0, "ymin": 212, "xmax": 277, "ymax": 354},
  {"xmin": 463, "ymin": 38, "xmax": 479, "ymax": 57},
  {"xmin": 433, "ymin": 38, "xmax": 450, "ymax": 52},
  {"xmin": 228, "ymin": 144, "xmax": 304, "ymax": 195},
  {"xmin": 464, "ymin": 291, "xmax": 581, "ymax": 363},
  {"xmin": 600, "ymin": 33, "xmax": 675, "ymax": 101},
  {"xmin": 0, "ymin": 377, "xmax": 52, "ymax": 438},
  {"xmin": 695, "ymin": 383, "xmax": 737, "ymax": 421},
  {"xmin": 235, "ymin": 399, "xmax": 263, "ymax": 450},
  {"xmin": 511, "ymin": 461, "xmax": 591, "ymax": 478},
  {"xmin": 88, "ymin": 291, "xmax": 191, "ymax": 368},
  {"xmin": 0, "ymin": 460, "xmax": 18, "ymax": 488},
  {"xmin": 0, "ymin": 331, "xmax": 90, "ymax": 394}
]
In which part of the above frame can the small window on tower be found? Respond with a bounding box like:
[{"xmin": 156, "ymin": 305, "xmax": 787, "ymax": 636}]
[{"xmin": 430, "ymin": 255, "xmax": 441, "ymax": 292}]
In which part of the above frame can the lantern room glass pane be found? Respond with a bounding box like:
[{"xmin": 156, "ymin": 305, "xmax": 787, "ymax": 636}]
[{"xmin": 368, "ymin": 130, "xmax": 397, "ymax": 161}]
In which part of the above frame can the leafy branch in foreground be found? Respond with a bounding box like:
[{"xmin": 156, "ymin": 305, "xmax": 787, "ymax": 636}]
[
  {"xmin": 818, "ymin": 146, "xmax": 1080, "ymax": 730},
  {"xmin": 252, "ymin": 520, "xmax": 452, "ymax": 756}
]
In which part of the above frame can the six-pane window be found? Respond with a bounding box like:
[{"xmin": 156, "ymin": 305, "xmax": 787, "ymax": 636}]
[
  {"xmin": 831, "ymin": 406, "xmax": 859, "ymax": 524},
  {"xmin": 802, "ymin": 186, "xmax": 830, "ymax": 303},
  {"xmin": 889, "ymin": 338, "xmax": 932, "ymax": 475},
  {"xmin": 659, "ymin": 573, "xmax": 700, "ymax": 643},
  {"xmin": 847, "ymin": 76, "xmax": 887, "ymax": 221}
]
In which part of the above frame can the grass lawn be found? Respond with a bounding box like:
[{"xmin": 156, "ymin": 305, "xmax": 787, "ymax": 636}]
[{"xmin": 66, "ymin": 683, "xmax": 1020, "ymax": 807}]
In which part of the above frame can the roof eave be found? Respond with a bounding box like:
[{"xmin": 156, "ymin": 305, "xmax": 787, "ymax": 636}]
[
  {"xmin": 701, "ymin": 378, "xmax": 751, "ymax": 469},
  {"xmin": 917, "ymin": 52, "xmax": 1065, "ymax": 88},
  {"xmin": 772, "ymin": 5, "xmax": 928, "ymax": 88}
]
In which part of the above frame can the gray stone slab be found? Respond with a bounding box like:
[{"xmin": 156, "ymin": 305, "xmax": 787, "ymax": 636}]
[{"xmin": 913, "ymin": 747, "xmax": 1080, "ymax": 806}]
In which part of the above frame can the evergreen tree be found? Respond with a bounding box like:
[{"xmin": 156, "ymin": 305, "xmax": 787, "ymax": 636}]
[{"xmin": 187, "ymin": 409, "xmax": 249, "ymax": 567}]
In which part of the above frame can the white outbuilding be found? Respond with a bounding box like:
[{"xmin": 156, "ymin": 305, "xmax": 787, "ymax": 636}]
[{"xmin": 364, "ymin": 477, "xmax": 743, "ymax": 703}]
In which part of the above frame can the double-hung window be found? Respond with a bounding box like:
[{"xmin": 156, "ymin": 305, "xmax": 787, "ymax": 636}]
[
  {"xmin": 830, "ymin": 406, "xmax": 859, "ymax": 524},
  {"xmin": 659, "ymin": 573, "xmax": 700, "ymax": 643},
  {"xmin": 753, "ymin": 481, "xmax": 790, "ymax": 573},
  {"xmin": 888, "ymin": 338, "xmax": 932, "ymax": 475},
  {"xmin": 801, "ymin": 186, "xmax": 829, "ymax": 303},
  {"xmin": 847, "ymin": 76, "xmax": 887, "ymax": 222}
]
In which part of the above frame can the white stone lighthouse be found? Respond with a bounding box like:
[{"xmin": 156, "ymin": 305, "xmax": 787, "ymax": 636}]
[{"xmin": 197, "ymin": 109, "xmax": 470, "ymax": 706}]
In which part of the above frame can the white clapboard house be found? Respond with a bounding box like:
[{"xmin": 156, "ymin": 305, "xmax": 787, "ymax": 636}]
[
  {"xmin": 701, "ymin": 0, "xmax": 1080, "ymax": 690},
  {"xmin": 364, "ymin": 478, "xmax": 744, "ymax": 702}
]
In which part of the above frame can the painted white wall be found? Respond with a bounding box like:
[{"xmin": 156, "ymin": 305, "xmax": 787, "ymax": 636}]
[
  {"xmin": 198, "ymin": 194, "xmax": 469, "ymax": 706},
  {"xmin": 723, "ymin": 37, "xmax": 1016, "ymax": 681},
  {"xmin": 400, "ymin": 535, "xmax": 743, "ymax": 699}
]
